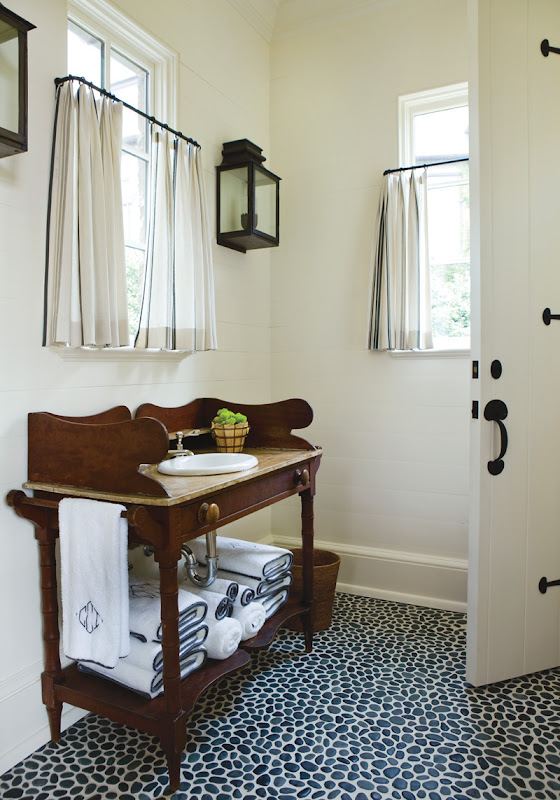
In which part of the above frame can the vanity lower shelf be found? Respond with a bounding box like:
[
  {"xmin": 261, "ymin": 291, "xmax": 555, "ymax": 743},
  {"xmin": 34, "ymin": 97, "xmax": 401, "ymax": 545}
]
[{"xmin": 51, "ymin": 602, "xmax": 308, "ymax": 737}]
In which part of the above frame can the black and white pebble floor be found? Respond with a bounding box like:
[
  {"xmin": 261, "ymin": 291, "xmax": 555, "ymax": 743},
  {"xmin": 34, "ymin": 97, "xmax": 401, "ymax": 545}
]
[{"xmin": 2, "ymin": 593, "xmax": 560, "ymax": 800}]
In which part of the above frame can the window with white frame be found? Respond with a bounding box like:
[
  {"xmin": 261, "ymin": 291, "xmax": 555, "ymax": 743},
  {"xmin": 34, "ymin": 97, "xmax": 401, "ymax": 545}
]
[
  {"xmin": 67, "ymin": 0, "xmax": 177, "ymax": 339},
  {"xmin": 399, "ymin": 84, "xmax": 470, "ymax": 351}
]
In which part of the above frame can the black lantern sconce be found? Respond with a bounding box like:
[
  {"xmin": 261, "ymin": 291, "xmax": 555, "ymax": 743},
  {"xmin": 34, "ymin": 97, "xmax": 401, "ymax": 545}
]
[
  {"xmin": 0, "ymin": 3, "xmax": 35, "ymax": 158},
  {"xmin": 216, "ymin": 139, "xmax": 280, "ymax": 252}
]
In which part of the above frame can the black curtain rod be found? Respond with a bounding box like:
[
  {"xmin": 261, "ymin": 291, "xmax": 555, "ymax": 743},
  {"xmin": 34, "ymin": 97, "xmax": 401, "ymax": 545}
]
[
  {"xmin": 54, "ymin": 75, "xmax": 200, "ymax": 149},
  {"xmin": 383, "ymin": 157, "xmax": 469, "ymax": 176}
]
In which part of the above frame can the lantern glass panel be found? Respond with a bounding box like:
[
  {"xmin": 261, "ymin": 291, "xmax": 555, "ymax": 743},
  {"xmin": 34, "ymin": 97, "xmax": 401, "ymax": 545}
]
[
  {"xmin": 220, "ymin": 166, "xmax": 248, "ymax": 233},
  {"xmin": 0, "ymin": 20, "xmax": 19, "ymax": 133},
  {"xmin": 254, "ymin": 167, "xmax": 277, "ymax": 237}
]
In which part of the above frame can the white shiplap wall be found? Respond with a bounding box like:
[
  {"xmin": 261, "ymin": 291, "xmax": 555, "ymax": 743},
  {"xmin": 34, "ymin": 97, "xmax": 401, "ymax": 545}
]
[
  {"xmin": 269, "ymin": 0, "xmax": 471, "ymax": 609},
  {"xmin": 0, "ymin": 0, "xmax": 273, "ymax": 773}
]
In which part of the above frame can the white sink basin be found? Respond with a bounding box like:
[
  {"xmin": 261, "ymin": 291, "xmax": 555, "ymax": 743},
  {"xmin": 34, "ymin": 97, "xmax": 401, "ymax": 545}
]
[{"xmin": 157, "ymin": 452, "xmax": 258, "ymax": 476}]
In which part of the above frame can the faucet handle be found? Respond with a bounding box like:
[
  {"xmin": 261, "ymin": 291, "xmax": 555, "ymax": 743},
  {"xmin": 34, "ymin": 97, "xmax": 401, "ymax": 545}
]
[{"xmin": 176, "ymin": 431, "xmax": 184, "ymax": 450}]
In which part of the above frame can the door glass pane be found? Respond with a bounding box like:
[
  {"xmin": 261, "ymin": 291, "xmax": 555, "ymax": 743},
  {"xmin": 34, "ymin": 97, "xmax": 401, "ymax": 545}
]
[
  {"xmin": 219, "ymin": 167, "xmax": 248, "ymax": 232},
  {"xmin": 121, "ymin": 151, "xmax": 147, "ymax": 248},
  {"xmin": 68, "ymin": 20, "xmax": 103, "ymax": 86},
  {"xmin": 254, "ymin": 168, "xmax": 277, "ymax": 237},
  {"xmin": 110, "ymin": 49, "xmax": 148, "ymax": 155},
  {"xmin": 0, "ymin": 21, "xmax": 18, "ymax": 132}
]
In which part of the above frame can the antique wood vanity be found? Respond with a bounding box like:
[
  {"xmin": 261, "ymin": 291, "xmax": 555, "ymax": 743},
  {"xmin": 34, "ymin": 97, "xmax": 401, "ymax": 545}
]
[{"xmin": 7, "ymin": 398, "xmax": 321, "ymax": 792}]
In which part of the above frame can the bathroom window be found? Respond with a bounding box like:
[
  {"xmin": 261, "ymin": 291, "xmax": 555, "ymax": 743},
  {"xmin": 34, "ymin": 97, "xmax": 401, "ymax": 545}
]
[
  {"xmin": 67, "ymin": 0, "xmax": 177, "ymax": 340},
  {"xmin": 399, "ymin": 84, "xmax": 470, "ymax": 351}
]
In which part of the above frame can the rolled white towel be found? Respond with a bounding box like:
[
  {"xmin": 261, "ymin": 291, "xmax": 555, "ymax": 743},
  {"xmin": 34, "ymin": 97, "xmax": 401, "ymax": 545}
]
[
  {"xmin": 231, "ymin": 582, "xmax": 256, "ymax": 608},
  {"xmin": 182, "ymin": 585, "xmax": 232, "ymax": 619},
  {"xmin": 201, "ymin": 577, "xmax": 238, "ymax": 602},
  {"xmin": 218, "ymin": 569, "xmax": 292, "ymax": 597},
  {"xmin": 256, "ymin": 588, "xmax": 290, "ymax": 620},
  {"xmin": 204, "ymin": 617, "xmax": 242, "ymax": 660},
  {"xmin": 231, "ymin": 601, "xmax": 266, "ymax": 641},
  {"xmin": 128, "ymin": 575, "xmax": 207, "ymax": 641},
  {"xmin": 127, "ymin": 626, "xmax": 208, "ymax": 672},
  {"xmin": 189, "ymin": 536, "xmax": 293, "ymax": 580},
  {"xmin": 78, "ymin": 647, "xmax": 207, "ymax": 699}
]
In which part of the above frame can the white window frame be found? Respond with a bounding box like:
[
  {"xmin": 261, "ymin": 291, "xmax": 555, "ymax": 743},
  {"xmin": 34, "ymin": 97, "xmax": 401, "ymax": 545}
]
[
  {"xmin": 391, "ymin": 82, "xmax": 470, "ymax": 358},
  {"xmin": 58, "ymin": 0, "xmax": 183, "ymax": 360},
  {"xmin": 68, "ymin": 0, "xmax": 178, "ymax": 126}
]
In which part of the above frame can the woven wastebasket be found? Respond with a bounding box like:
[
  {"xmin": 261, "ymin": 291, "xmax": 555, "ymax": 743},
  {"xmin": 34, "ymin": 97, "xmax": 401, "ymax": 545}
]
[
  {"xmin": 285, "ymin": 548, "xmax": 340, "ymax": 632},
  {"xmin": 211, "ymin": 423, "xmax": 250, "ymax": 453}
]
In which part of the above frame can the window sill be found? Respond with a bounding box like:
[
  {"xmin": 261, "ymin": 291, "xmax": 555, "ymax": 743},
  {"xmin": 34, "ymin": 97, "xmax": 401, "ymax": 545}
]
[
  {"xmin": 51, "ymin": 346, "xmax": 192, "ymax": 362},
  {"xmin": 388, "ymin": 348, "xmax": 471, "ymax": 359}
]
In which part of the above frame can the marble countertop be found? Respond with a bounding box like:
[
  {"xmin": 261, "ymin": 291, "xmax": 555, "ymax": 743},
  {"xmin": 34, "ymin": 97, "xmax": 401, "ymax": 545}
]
[{"xmin": 23, "ymin": 447, "xmax": 322, "ymax": 507}]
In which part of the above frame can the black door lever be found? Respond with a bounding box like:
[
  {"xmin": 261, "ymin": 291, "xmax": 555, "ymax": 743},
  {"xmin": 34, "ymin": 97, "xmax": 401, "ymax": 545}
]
[{"xmin": 484, "ymin": 399, "xmax": 508, "ymax": 475}]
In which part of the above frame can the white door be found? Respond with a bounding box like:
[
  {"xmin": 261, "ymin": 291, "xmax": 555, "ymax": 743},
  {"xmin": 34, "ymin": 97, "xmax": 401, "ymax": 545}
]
[{"xmin": 467, "ymin": 0, "xmax": 560, "ymax": 686}]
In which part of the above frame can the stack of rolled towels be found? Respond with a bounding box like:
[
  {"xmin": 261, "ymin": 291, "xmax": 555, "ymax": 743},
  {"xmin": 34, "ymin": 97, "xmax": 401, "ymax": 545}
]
[
  {"xmin": 76, "ymin": 538, "xmax": 293, "ymax": 698},
  {"xmin": 187, "ymin": 536, "xmax": 293, "ymax": 635},
  {"xmin": 78, "ymin": 575, "xmax": 209, "ymax": 699}
]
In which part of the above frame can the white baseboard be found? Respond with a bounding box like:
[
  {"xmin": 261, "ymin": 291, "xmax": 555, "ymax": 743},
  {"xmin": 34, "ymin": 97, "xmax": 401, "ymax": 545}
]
[
  {"xmin": 0, "ymin": 653, "xmax": 87, "ymax": 776},
  {"xmin": 273, "ymin": 534, "xmax": 467, "ymax": 613}
]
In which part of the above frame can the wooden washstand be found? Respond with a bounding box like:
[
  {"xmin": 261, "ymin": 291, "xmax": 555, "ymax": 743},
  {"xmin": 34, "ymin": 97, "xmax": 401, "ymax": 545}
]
[{"xmin": 7, "ymin": 398, "xmax": 321, "ymax": 792}]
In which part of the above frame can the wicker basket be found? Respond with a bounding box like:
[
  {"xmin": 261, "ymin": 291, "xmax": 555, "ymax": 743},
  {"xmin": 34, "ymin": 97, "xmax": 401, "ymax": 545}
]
[
  {"xmin": 285, "ymin": 548, "xmax": 340, "ymax": 632},
  {"xmin": 211, "ymin": 423, "xmax": 250, "ymax": 453}
]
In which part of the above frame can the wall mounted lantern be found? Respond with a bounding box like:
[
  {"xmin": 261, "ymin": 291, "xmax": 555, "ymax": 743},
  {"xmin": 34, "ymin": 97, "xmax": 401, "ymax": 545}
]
[
  {"xmin": 216, "ymin": 139, "xmax": 280, "ymax": 252},
  {"xmin": 0, "ymin": 3, "xmax": 35, "ymax": 158}
]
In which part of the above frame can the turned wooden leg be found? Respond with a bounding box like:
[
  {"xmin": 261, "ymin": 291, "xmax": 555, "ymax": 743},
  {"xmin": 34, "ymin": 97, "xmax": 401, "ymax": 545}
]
[
  {"xmin": 155, "ymin": 533, "xmax": 185, "ymax": 791},
  {"xmin": 46, "ymin": 702, "xmax": 63, "ymax": 742},
  {"xmin": 165, "ymin": 749, "xmax": 182, "ymax": 793},
  {"xmin": 301, "ymin": 488, "xmax": 315, "ymax": 653},
  {"xmin": 37, "ymin": 531, "xmax": 64, "ymax": 741}
]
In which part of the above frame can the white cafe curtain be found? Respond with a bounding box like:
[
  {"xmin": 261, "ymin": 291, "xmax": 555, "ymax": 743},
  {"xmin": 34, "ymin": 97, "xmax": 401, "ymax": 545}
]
[
  {"xmin": 134, "ymin": 128, "xmax": 217, "ymax": 351},
  {"xmin": 44, "ymin": 82, "xmax": 129, "ymax": 348},
  {"xmin": 368, "ymin": 168, "xmax": 433, "ymax": 351}
]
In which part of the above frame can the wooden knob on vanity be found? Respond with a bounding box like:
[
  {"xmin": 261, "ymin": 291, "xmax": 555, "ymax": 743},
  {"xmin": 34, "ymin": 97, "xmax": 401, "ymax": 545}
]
[
  {"xmin": 198, "ymin": 502, "xmax": 220, "ymax": 526},
  {"xmin": 294, "ymin": 468, "xmax": 310, "ymax": 486}
]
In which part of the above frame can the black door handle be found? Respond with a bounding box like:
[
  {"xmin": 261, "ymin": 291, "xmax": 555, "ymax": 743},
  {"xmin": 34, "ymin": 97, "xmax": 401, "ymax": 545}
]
[{"xmin": 484, "ymin": 399, "xmax": 508, "ymax": 475}]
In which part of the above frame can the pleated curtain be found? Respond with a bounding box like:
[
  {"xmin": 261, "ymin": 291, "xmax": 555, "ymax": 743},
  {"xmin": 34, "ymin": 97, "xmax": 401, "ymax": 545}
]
[
  {"xmin": 368, "ymin": 168, "xmax": 433, "ymax": 351},
  {"xmin": 44, "ymin": 82, "xmax": 129, "ymax": 348},
  {"xmin": 134, "ymin": 129, "xmax": 217, "ymax": 351}
]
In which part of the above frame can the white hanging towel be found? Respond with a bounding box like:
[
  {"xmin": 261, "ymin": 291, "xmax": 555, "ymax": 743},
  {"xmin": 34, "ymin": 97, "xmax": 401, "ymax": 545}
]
[
  {"xmin": 188, "ymin": 535, "xmax": 293, "ymax": 580},
  {"xmin": 59, "ymin": 498, "xmax": 129, "ymax": 668}
]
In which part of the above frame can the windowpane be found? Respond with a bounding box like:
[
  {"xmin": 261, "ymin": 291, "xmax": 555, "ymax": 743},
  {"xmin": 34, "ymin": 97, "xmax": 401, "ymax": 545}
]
[
  {"xmin": 125, "ymin": 246, "xmax": 144, "ymax": 337},
  {"xmin": 410, "ymin": 99, "xmax": 470, "ymax": 349},
  {"xmin": 110, "ymin": 49, "xmax": 148, "ymax": 154},
  {"xmin": 414, "ymin": 105, "xmax": 469, "ymax": 163},
  {"xmin": 121, "ymin": 151, "xmax": 147, "ymax": 249},
  {"xmin": 68, "ymin": 20, "xmax": 103, "ymax": 86},
  {"xmin": 0, "ymin": 21, "xmax": 19, "ymax": 131}
]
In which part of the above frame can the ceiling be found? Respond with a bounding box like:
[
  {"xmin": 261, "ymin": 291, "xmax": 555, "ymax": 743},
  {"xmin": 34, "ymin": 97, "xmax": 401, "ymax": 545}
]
[{"xmin": 228, "ymin": 0, "xmax": 390, "ymax": 42}]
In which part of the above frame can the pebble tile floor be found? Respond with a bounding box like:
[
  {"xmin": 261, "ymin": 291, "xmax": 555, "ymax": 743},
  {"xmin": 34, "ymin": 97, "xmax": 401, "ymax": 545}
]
[{"xmin": 2, "ymin": 593, "xmax": 560, "ymax": 800}]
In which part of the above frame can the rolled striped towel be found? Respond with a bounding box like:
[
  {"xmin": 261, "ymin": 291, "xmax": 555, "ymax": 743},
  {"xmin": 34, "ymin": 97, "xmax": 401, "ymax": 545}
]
[
  {"xmin": 231, "ymin": 601, "xmax": 266, "ymax": 641},
  {"xmin": 182, "ymin": 585, "xmax": 232, "ymax": 620},
  {"xmin": 202, "ymin": 576, "xmax": 238, "ymax": 602},
  {"xmin": 204, "ymin": 617, "xmax": 242, "ymax": 660}
]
